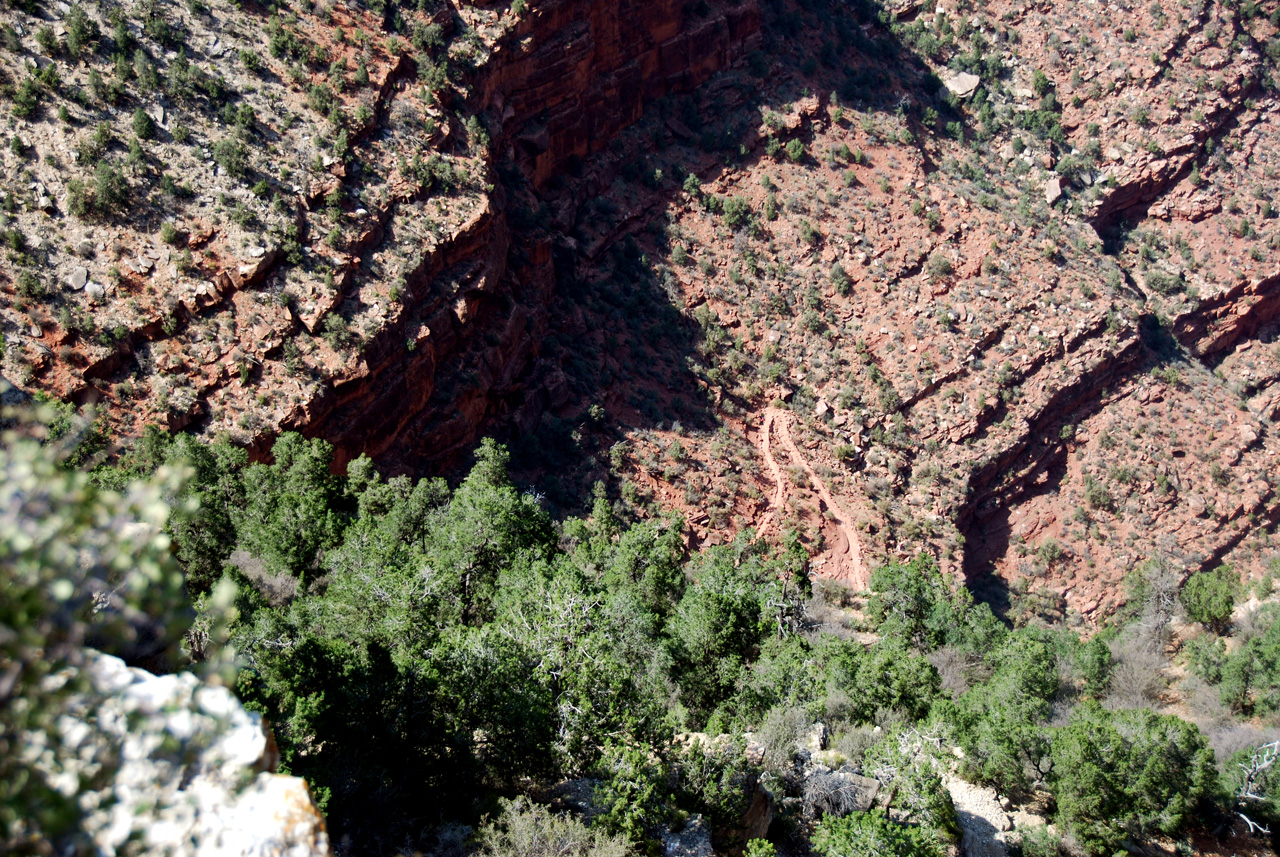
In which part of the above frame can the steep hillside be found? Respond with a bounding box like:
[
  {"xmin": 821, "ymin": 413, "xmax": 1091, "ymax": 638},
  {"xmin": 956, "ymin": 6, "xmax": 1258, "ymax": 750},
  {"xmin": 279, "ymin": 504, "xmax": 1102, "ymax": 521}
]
[
  {"xmin": 0, "ymin": 0, "xmax": 758, "ymax": 465},
  {"xmin": 4, "ymin": 0, "xmax": 1280, "ymax": 624},
  {"xmin": 481, "ymin": 0, "xmax": 1280, "ymax": 624}
]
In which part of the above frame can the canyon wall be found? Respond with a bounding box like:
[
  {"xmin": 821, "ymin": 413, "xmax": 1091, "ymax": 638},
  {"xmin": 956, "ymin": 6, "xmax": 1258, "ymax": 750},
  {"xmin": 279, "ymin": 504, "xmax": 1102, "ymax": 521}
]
[{"xmin": 292, "ymin": 0, "xmax": 762, "ymax": 471}]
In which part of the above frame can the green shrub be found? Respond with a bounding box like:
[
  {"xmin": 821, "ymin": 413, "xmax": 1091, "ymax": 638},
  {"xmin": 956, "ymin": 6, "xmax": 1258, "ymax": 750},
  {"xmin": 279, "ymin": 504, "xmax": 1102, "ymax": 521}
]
[
  {"xmin": 306, "ymin": 83, "xmax": 336, "ymax": 115},
  {"xmin": 925, "ymin": 252, "xmax": 952, "ymax": 280},
  {"xmin": 592, "ymin": 742, "xmax": 670, "ymax": 842},
  {"xmin": 1180, "ymin": 565, "xmax": 1239, "ymax": 634},
  {"xmin": 65, "ymin": 5, "xmax": 100, "ymax": 57},
  {"xmin": 66, "ymin": 179, "xmax": 91, "ymax": 218},
  {"xmin": 212, "ymin": 138, "xmax": 248, "ymax": 178},
  {"xmin": 1032, "ymin": 68, "xmax": 1052, "ymax": 97},
  {"xmin": 785, "ymin": 138, "xmax": 806, "ymax": 163},
  {"xmin": 320, "ymin": 312, "xmax": 351, "ymax": 350},
  {"xmin": 12, "ymin": 78, "xmax": 40, "ymax": 118},
  {"xmin": 131, "ymin": 108, "xmax": 155, "ymax": 140},
  {"xmin": 813, "ymin": 808, "xmax": 943, "ymax": 857},
  {"xmin": 16, "ymin": 271, "xmax": 45, "ymax": 300},
  {"xmin": 1050, "ymin": 703, "xmax": 1216, "ymax": 854},
  {"xmin": 830, "ymin": 263, "xmax": 849, "ymax": 295},
  {"xmin": 35, "ymin": 25, "xmax": 58, "ymax": 55},
  {"xmin": 1145, "ymin": 268, "xmax": 1184, "ymax": 295},
  {"xmin": 1083, "ymin": 475, "xmax": 1113, "ymax": 512},
  {"xmin": 93, "ymin": 162, "xmax": 129, "ymax": 215},
  {"xmin": 722, "ymin": 196, "xmax": 751, "ymax": 230},
  {"xmin": 1077, "ymin": 636, "xmax": 1112, "ymax": 696}
]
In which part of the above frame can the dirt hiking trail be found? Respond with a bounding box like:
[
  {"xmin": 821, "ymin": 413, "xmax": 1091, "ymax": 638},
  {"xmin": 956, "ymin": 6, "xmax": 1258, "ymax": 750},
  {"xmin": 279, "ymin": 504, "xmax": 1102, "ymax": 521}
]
[{"xmin": 756, "ymin": 407, "xmax": 869, "ymax": 591}]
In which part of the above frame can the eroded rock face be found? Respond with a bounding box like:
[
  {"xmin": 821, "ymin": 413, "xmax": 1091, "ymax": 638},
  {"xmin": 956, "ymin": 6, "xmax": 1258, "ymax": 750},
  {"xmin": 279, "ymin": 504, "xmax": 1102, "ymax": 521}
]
[
  {"xmin": 292, "ymin": 0, "xmax": 762, "ymax": 470},
  {"xmin": 67, "ymin": 653, "xmax": 330, "ymax": 857},
  {"xmin": 481, "ymin": 0, "xmax": 762, "ymax": 188}
]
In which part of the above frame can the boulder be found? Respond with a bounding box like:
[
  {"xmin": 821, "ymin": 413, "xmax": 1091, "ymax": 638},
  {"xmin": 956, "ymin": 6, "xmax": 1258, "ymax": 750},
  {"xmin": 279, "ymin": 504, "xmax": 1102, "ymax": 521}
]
[
  {"xmin": 942, "ymin": 71, "xmax": 982, "ymax": 98},
  {"xmin": 64, "ymin": 652, "xmax": 332, "ymax": 857},
  {"xmin": 740, "ymin": 780, "xmax": 775, "ymax": 840},
  {"xmin": 1045, "ymin": 177, "xmax": 1063, "ymax": 205},
  {"xmin": 801, "ymin": 721, "xmax": 828, "ymax": 757}
]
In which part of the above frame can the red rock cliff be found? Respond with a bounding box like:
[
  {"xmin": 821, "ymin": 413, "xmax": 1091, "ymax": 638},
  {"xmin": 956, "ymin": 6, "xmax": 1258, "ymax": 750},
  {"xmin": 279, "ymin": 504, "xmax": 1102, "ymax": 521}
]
[
  {"xmin": 294, "ymin": 0, "xmax": 761, "ymax": 470},
  {"xmin": 484, "ymin": 0, "xmax": 761, "ymax": 187}
]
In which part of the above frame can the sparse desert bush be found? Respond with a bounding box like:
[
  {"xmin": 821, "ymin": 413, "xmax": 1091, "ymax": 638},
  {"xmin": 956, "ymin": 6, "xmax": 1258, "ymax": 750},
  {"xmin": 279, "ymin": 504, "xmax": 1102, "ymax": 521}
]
[
  {"xmin": 925, "ymin": 252, "xmax": 952, "ymax": 281},
  {"xmin": 475, "ymin": 798, "xmax": 629, "ymax": 857},
  {"xmin": 212, "ymin": 138, "xmax": 248, "ymax": 178}
]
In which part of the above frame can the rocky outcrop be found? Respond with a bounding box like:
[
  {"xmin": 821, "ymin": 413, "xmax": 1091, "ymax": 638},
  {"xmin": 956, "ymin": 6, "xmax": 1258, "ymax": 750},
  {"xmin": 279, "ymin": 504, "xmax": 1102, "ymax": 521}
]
[
  {"xmin": 8, "ymin": 0, "xmax": 1280, "ymax": 621},
  {"xmin": 0, "ymin": 0, "xmax": 762, "ymax": 476},
  {"xmin": 66, "ymin": 653, "xmax": 330, "ymax": 857}
]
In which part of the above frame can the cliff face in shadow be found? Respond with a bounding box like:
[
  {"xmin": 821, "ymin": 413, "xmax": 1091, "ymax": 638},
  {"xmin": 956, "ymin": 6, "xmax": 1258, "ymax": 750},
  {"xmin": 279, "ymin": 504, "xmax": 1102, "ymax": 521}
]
[{"xmin": 292, "ymin": 0, "xmax": 764, "ymax": 474}]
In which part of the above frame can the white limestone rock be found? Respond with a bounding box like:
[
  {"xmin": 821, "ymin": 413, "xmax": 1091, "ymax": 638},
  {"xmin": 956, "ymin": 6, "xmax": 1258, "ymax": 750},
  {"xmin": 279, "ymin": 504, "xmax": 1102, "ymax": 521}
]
[{"xmin": 62, "ymin": 652, "xmax": 332, "ymax": 857}]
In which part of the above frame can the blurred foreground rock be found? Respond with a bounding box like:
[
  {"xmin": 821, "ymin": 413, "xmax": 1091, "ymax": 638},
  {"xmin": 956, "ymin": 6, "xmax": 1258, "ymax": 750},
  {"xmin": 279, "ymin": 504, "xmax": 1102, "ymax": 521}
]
[{"xmin": 64, "ymin": 653, "xmax": 330, "ymax": 857}]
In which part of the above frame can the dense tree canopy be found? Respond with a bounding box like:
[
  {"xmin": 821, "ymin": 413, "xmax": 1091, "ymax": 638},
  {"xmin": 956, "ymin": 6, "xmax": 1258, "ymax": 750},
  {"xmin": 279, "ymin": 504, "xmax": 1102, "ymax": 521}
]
[
  {"xmin": 16, "ymin": 417, "xmax": 1276, "ymax": 856},
  {"xmin": 1050, "ymin": 703, "xmax": 1216, "ymax": 853}
]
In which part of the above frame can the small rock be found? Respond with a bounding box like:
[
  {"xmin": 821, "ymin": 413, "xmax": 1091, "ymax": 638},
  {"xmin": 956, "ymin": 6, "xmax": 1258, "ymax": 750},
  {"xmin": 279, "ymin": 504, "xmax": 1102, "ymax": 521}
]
[
  {"xmin": 662, "ymin": 815, "xmax": 713, "ymax": 857},
  {"xmin": 85, "ymin": 282, "xmax": 106, "ymax": 301},
  {"xmin": 68, "ymin": 267, "xmax": 89, "ymax": 290},
  {"xmin": 37, "ymin": 196, "xmax": 53, "ymax": 212},
  {"xmin": 801, "ymin": 721, "xmax": 827, "ymax": 755}
]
